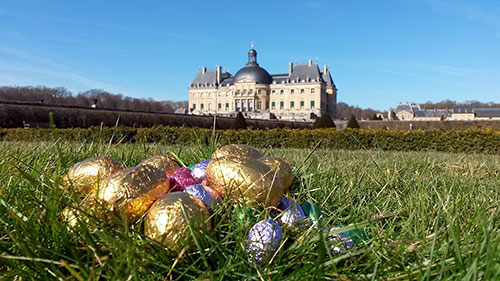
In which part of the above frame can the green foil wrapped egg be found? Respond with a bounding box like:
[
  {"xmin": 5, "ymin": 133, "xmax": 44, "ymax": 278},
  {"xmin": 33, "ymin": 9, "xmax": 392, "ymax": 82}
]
[
  {"xmin": 260, "ymin": 157, "xmax": 294, "ymax": 192},
  {"xmin": 206, "ymin": 156, "xmax": 284, "ymax": 207},
  {"xmin": 138, "ymin": 155, "xmax": 180, "ymax": 177},
  {"xmin": 95, "ymin": 164, "xmax": 170, "ymax": 222},
  {"xmin": 61, "ymin": 156, "xmax": 123, "ymax": 195},
  {"xmin": 145, "ymin": 192, "xmax": 211, "ymax": 255},
  {"xmin": 212, "ymin": 144, "xmax": 263, "ymax": 160}
]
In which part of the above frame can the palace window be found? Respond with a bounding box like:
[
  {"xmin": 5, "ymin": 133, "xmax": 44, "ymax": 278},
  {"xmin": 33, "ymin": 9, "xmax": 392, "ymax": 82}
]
[
  {"xmin": 225, "ymin": 103, "xmax": 229, "ymax": 110},
  {"xmin": 218, "ymin": 103, "xmax": 221, "ymax": 109},
  {"xmin": 257, "ymin": 101, "xmax": 262, "ymax": 110},
  {"xmin": 272, "ymin": 90, "xmax": 276, "ymax": 95},
  {"xmin": 271, "ymin": 101, "xmax": 276, "ymax": 109},
  {"xmin": 291, "ymin": 89, "xmax": 295, "ymax": 94},
  {"xmin": 311, "ymin": 88, "xmax": 315, "ymax": 94},
  {"xmin": 280, "ymin": 90, "xmax": 284, "ymax": 95},
  {"xmin": 300, "ymin": 101, "xmax": 304, "ymax": 109},
  {"xmin": 301, "ymin": 89, "xmax": 305, "ymax": 94},
  {"xmin": 290, "ymin": 101, "xmax": 295, "ymax": 108},
  {"xmin": 193, "ymin": 104, "xmax": 196, "ymax": 110},
  {"xmin": 258, "ymin": 89, "xmax": 261, "ymax": 95},
  {"xmin": 280, "ymin": 101, "xmax": 284, "ymax": 109},
  {"xmin": 201, "ymin": 103, "xmax": 204, "ymax": 110},
  {"xmin": 208, "ymin": 103, "xmax": 212, "ymax": 110},
  {"xmin": 310, "ymin": 100, "xmax": 315, "ymax": 109}
]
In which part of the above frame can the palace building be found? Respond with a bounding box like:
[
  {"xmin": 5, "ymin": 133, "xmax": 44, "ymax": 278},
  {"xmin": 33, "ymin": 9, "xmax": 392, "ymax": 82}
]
[{"xmin": 188, "ymin": 46, "xmax": 337, "ymax": 121}]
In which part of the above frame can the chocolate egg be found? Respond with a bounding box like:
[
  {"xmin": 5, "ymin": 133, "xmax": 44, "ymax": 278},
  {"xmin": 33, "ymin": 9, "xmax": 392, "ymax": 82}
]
[
  {"xmin": 300, "ymin": 202, "xmax": 324, "ymax": 225},
  {"xmin": 325, "ymin": 226, "xmax": 354, "ymax": 255},
  {"xmin": 260, "ymin": 157, "xmax": 294, "ymax": 192},
  {"xmin": 279, "ymin": 201, "xmax": 306, "ymax": 227},
  {"xmin": 138, "ymin": 155, "xmax": 180, "ymax": 177},
  {"xmin": 206, "ymin": 157, "xmax": 284, "ymax": 207},
  {"xmin": 95, "ymin": 164, "xmax": 169, "ymax": 222},
  {"xmin": 169, "ymin": 168, "xmax": 197, "ymax": 192},
  {"xmin": 212, "ymin": 144, "xmax": 263, "ymax": 160},
  {"xmin": 145, "ymin": 192, "xmax": 211, "ymax": 255},
  {"xmin": 191, "ymin": 160, "xmax": 210, "ymax": 182},
  {"xmin": 246, "ymin": 218, "xmax": 283, "ymax": 263},
  {"xmin": 60, "ymin": 207, "xmax": 83, "ymax": 229},
  {"xmin": 187, "ymin": 163, "xmax": 196, "ymax": 170},
  {"xmin": 61, "ymin": 156, "xmax": 123, "ymax": 195},
  {"xmin": 184, "ymin": 184, "xmax": 217, "ymax": 211}
]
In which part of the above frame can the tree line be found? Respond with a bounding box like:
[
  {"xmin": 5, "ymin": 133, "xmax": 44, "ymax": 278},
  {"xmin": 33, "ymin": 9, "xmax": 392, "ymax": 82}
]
[
  {"xmin": 0, "ymin": 86, "xmax": 187, "ymax": 113},
  {"xmin": 1, "ymin": 86, "xmax": 497, "ymax": 120}
]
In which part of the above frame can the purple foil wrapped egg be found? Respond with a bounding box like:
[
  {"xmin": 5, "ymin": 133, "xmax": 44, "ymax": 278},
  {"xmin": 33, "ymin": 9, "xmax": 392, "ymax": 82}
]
[
  {"xmin": 278, "ymin": 198, "xmax": 294, "ymax": 210},
  {"xmin": 169, "ymin": 168, "xmax": 197, "ymax": 192},
  {"xmin": 325, "ymin": 226, "xmax": 354, "ymax": 255},
  {"xmin": 280, "ymin": 202, "xmax": 306, "ymax": 227},
  {"xmin": 191, "ymin": 160, "xmax": 210, "ymax": 182},
  {"xmin": 246, "ymin": 218, "xmax": 283, "ymax": 263},
  {"xmin": 184, "ymin": 184, "xmax": 217, "ymax": 211}
]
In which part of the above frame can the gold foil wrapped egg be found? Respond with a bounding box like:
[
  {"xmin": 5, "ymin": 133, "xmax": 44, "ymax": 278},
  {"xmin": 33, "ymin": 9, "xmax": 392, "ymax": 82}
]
[
  {"xmin": 206, "ymin": 157, "xmax": 284, "ymax": 207},
  {"xmin": 95, "ymin": 164, "xmax": 169, "ymax": 222},
  {"xmin": 260, "ymin": 157, "xmax": 294, "ymax": 192},
  {"xmin": 138, "ymin": 155, "xmax": 180, "ymax": 177},
  {"xmin": 60, "ymin": 207, "xmax": 82, "ymax": 229},
  {"xmin": 212, "ymin": 144, "xmax": 263, "ymax": 160},
  {"xmin": 145, "ymin": 192, "xmax": 211, "ymax": 255},
  {"xmin": 61, "ymin": 156, "xmax": 123, "ymax": 195}
]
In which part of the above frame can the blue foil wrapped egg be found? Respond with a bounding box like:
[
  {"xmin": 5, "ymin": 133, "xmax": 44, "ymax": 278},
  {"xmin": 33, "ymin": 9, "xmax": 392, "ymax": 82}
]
[
  {"xmin": 280, "ymin": 203, "xmax": 306, "ymax": 227},
  {"xmin": 184, "ymin": 184, "xmax": 217, "ymax": 211},
  {"xmin": 325, "ymin": 226, "xmax": 354, "ymax": 255},
  {"xmin": 191, "ymin": 160, "xmax": 210, "ymax": 182},
  {"xmin": 246, "ymin": 218, "xmax": 283, "ymax": 263},
  {"xmin": 278, "ymin": 198, "xmax": 306, "ymax": 227}
]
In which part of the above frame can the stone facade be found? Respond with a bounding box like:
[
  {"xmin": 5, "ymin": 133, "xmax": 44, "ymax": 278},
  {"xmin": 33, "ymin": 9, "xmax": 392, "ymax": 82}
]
[
  {"xmin": 188, "ymin": 47, "xmax": 337, "ymax": 121},
  {"xmin": 393, "ymin": 102, "xmax": 500, "ymax": 121}
]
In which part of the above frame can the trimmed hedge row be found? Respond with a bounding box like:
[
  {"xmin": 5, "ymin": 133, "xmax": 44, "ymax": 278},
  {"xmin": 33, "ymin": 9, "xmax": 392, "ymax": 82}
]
[{"xmin": 1, "ymin": 126, "xmax": 499, "ymax": 154}]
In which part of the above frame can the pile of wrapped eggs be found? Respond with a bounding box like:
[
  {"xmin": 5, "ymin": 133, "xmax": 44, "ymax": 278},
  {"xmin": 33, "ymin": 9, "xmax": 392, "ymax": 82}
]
[{"xmin": 60, "ymin": 144, "xmax": 366, "ymax": 261}]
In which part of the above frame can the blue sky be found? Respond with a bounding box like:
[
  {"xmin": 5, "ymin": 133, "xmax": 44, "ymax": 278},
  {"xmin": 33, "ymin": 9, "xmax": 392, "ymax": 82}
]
[{"xmin": 0, "ymin": 0, "xmax": 499, "ymax": 110}]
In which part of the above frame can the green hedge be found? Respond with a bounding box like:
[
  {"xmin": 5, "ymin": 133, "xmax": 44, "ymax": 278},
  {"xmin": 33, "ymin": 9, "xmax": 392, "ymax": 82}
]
[{"xmin": 1, "ymin": 126, "xmax": 499, "ymax": 154}]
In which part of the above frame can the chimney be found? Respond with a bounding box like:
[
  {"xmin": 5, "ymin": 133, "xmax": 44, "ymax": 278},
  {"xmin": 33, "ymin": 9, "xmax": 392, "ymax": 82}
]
[
  {"xmin": 216, "ymin": 65, "xmax": 222, "ymax": 85},
  {"xmin": 289, "ymin": 62, "xmax": 293, "ymax": 76},
  {"xmin": 308, "ymin": 59, "xmax": 312, "ymax": 66},
  {"xmin": 324, "ymin": 65, "xmax": 328, "ymax": 73},
  {"xmin": 202, "ymin": 67, "xmax": 207, "ymax": 74}
]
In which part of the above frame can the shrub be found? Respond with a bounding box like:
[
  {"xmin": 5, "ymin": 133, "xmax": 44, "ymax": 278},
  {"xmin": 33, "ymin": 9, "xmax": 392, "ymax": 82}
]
[
  {"xmin": 231, "ymin": 112, "xmax": 248, "ymax": 130},
  {"xmin": 313, "ymin": 112, "xmax": 336, "ymax": 129},
  {"xmin": 0, "ymin": 127, "xmax": 498, "ymax": 154},
  {"xmin": 346, "ymin": 115, "xmax": 360, "ymax": 129}
]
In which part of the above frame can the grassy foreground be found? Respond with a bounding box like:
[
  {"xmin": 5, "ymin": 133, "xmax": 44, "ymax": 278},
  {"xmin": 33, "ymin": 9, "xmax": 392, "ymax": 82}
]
[{"xmin": 0, "ymin": 140, "xmax": 499, "ymax": 280}]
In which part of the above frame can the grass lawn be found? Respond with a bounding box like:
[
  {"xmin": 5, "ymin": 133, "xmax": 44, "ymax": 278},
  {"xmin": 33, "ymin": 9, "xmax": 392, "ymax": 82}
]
[{"xmin": 0, "ymin": 140, "xmax": 499, "ymax": 280}]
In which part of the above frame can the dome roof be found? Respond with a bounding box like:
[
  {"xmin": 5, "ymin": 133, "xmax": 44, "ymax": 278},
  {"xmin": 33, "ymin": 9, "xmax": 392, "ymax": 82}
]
[{"xmin": 234, "ymin": 64, "xmax": 273, "ymax": 84}]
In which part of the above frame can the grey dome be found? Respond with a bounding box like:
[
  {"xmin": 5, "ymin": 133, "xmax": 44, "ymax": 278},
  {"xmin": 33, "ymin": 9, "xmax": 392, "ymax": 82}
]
[{"xmin": 234, "ymin": 64, "xmax": 273, "ymax": 84}]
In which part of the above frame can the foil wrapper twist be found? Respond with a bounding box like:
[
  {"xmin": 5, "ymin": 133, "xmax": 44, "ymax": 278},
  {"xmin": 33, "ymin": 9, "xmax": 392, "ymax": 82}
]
[
  {"xmin": 61, "ymin": 156, "xmax": 123, "ymax": 195},
  {"xmin": 246, "ymin": 218, "xmax": 283, "ymax": 263},
  {"xmin": 145, "ymin": 192, "xmax": 211, "ymax": 255},
  {"xmin": 206, "ymin": 157, "xmax": 284, "ymax": 207}
]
